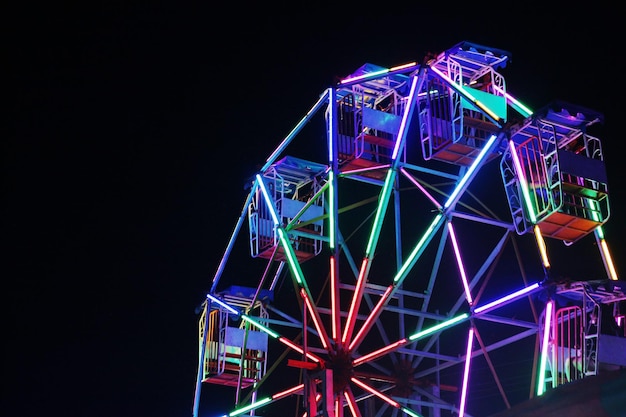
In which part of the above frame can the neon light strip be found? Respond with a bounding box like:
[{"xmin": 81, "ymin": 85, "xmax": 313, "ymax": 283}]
[
  {"xmin": 408, "ymin": 313, "xmax": 469, "ymax": 341},
  {"xmin": 537, "ymin": 300, "xmax": 553, "ymax": 396},
  {"xmin": 229, "ymin": 397, "xmax": 272, "ymax": 416},
  {"xmin": 504, "ymin": 92, "xmax": 533, "ymax": 118},
  {"xmin": 429, "ymin": 66, "xmax": 501, "ymax": 122},
  {"xmin": 458, "ymin": 328, "xmax": 474, "ymax": 417},
  {"xmin": 240, "ymin": 315, "xmax": 279, "ymax": 338},
  {"xmin": 257, "ymin": 174, "xmax": 309, "ymax": 286},
  {"xmin": 350, "ymin": 378, "xmax": 400, "ymax": 408},
  {"xmin": 340, "ymin": 62, "xmax": 417, "ymax": 84},
  {"xmin": 352, "ymin": 339, "xmax": 407, "ymax": 366},
  {"xmin": 447, "ymin": 222, "xmax": 473, "ymax": 304},
  {"xmin": 533, "ymin": 225, "xmax": 550, "ymax": 269},
  {"xmin": 400, "ymin": 167, "xmax": 441, "ymax": 209},
  {"xmin": 444, "ymin": 134, "xmax": 498, "ymax": 209},
  {"xmin": 508, "ymin": 141, "xmax": 536, "ymax": 223},
  {"xmin": 393, "ymin": 213, "xmax": 444, "ymax": 283},
  {"xmin": 342, "ymin": 258, "xmax": 369, "ymax": 344},
  {"xmin": 391, "ymin": 75, "xmax": 419, "ymax": 160},
  {"xmin": 330, "ymin": 256, "xmax": 339, "ymax": 340},
  {"xmin": 401, "ymin": 407, "xmax": 422, "ymax": 417},
  {"xmin": 365, "ymin": 170, "xmax": 394, "ymax": 256},
  {"xmin": 343, "ymin": 390, "xmax": 359, "ymax": 417},
  {"xmin": 473, "ymin": 283, "xmax": 540, "ymax": 314},
  {"xmin": 599, "ymin": 239, "xmax": 619, "ymax": 280},
  {"xmin": 272, "ymin": 384, "xmax": 305, "ymax": 400},
  {"xmin": 278, "ymin": 337, "xmax": 321, "ymax": 363},
  {"xmin": 206, "ymin": 293, "xmax": 240, "ymax": 315},
  {"xmin": 349, "ymin": 285, "xmax": 394, "ymax": 351},
  {"xmin": 329, "ymin": 170, "xmax": 336, "ymax": 249},
  {"xmin": 256, "ymin": 174, "xmax": 280, "ymax": 225},
  {"xmin": 301, "ymin": 288, "xmax": 330, "ymax": 349}
]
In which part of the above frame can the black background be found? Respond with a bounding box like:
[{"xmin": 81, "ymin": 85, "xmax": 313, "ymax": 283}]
[{"xmin": 5, "ymin": 3, "xmax": 624, "ymax": 417}]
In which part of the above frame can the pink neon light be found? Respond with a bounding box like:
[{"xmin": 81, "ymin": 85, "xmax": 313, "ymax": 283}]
[
  {"xmin": 301, "ymin": 288, "xmax": 330, "ymax": 350},
  {"xmin": 458, "ymin": 328, "xmax": 474, "ymax": 417},
  {"xmin": 272, "ymin": 384, "xmax": 305, "ymax": 400},
  {"xmin": 343, "ymin": 390, "xmax": 359, "ymax": 417},
  {"xmin": 330, "ymin": 256, "xmax": 339, "ymax": 341},
  {"xmin": 447, "ymin": 222, "xmax": 473, "ymax": 305},
  {"xmin": 342, "ymin": 258, "xmax": 369, "ymax": 344},
  {"xmin": 400, "ymin": 167, "xmax": 441, "ymax": 209},
  {"xmin": 350, "ymin": 377, "xmax": 400, "ymax": 408},
  {"xmin": 353, "ymin": 338, "xmax": 407, "ymax": 366},
  {"xmin": 278, "ymin": 337, "xmax": 321, "ymax": 363},
  {"xmin": 349, "ymin": 285, "xmax": 393, "ymax": 351}
]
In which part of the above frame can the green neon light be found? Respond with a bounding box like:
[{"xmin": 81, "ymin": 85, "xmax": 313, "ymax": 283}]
[
  {"xmin": 408, "ymin": 313, "xmax": 468, "ymax": 341},
  {"xmin": 394, "ymin": 214, "xmax": 444, "ymax": 283},
  {"xmin": 536, "ymin": 300, "xmax": 553, "ymax": 396},
  {"xmin": 241, "ymin": 315, "xmax": 279, "ymax": 339},
  {"xmin": 366, "ymin": 170, "xmax": 395, "ymax": 256},
  {"xmin": 401, "ymin": 407, "xmax": 422, "ymax": 417},
  {"xmin": 277, "ymin": 228, "xmax": 304, "ymax": 285},
  {"xmin": 596, "ymin": 225, "xmax": 605, "ymax": 239},
  {"xmin": 229, "ymin": 397, "xmax": 272, "ymax": 416}
]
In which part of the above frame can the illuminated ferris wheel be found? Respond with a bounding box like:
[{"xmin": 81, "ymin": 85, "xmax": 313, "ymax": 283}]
[{"xmin": 192, "ymin": 41, "xmax": 623, "ymax": 417}]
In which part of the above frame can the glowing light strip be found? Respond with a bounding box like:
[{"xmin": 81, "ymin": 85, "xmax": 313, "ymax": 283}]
[
  {"xmin": 393, "ymin": 213, "xmax": 444, "ymax": 283},
  {"xmin": 401, "ymin": 408, "xmax": 422, "ymax": 417},
  {"xmin": 391, "ymin": 75, "xmax": 419, "ymax": 160},
  {"xmin": 272, "ymin": 384, "xmax": 305, "ymax": 400},
  {"xmin": 229, "ymin": 397, "xmax": 272, "ymax": 416},
  {"xmin": 343, "ymin": 390, "xmax": 359, "ymax": 417},
  {"xmin": 301, "ymin": 288, "xmax": 330, "ymax": 349},
  {"xmin": 599, "ymin": 239, "xmax": 619, "ymax": 280},
  {"xmin": 459, "ymin": 328, "xmax": 474, "ymax": 417},
  {"xmin": 400, "ymin": 167, "xmax": 441, "ymax": 209},
  {"xmin": 342, "ymin": 258, "xmax": 369, "ymax": 344},
  {"xmin": 240, "ymin": 314, "xmax": 279, "ymax": 338},
  {"xmin": 206, "ymin": 293, "xmax": 240, "ymax": 315},
  {"xmin": 330, "ymin": 256, "xmax": 339, "ymax": 340},
  {"xmin": 352, "ymin": 339, "xmax": 407, "ymax": 366},
  {"xmin": 276, "ymin": 228, "xmax": 306, "ymax": 286},
  {"xmin": 349, "ymin": 285, "xmax": 394, "ymax": 351},
  {"xmin": 533, "ymin": 225, "xmax": 550, "ymax": 269},
  {"xmin": 256, "ymin": 174, "xmax": 280, "ymax": 225},
  {"xmin": 508, "ymin": 141, "xmax": 536, "ymax": 223},
  {"xmin": 350, "ymin": 378, "xmax": 400, "ymax": 408},
  {"xmin": 257, "ymin": 174, "xmax": 309, "ymax": 286},
  {"xmin": 429, "ymin": 66, "xmax": 500, "ymax": 122},
  {"xmin": 365, "ymin": 170, "xmax": 394, "ymax": 256},
  {"xmin": 408, "ymin": 313, "xmax": 469, "ymax": 341},
  {"xmin": 278, "ymin": 337, "xmax": 321, "ymax": 362},
  {"xmin": 473, "ymin": 283, "xmax": 540, "ymax": 314},
  {"xmin": 447, "ymin": 222, "xmax": 473, "ymax": 304},
  {"xmin": 329, "ymin": 170, "xmax": 336, "ymax": 249},
  {"xmin": 340, "ymin": 62, "xmax": 417, "ymax": 84},
  {"xmin": 504, "ymin": 92, "xmax": 533, "ymax": 118},
  {"xmin": 537, "ymin": 300, "xmax": 553, "ymax": 396},
  {"xmin": 444, "ymin": 134, "xmax": 498, "ymax": 209}
]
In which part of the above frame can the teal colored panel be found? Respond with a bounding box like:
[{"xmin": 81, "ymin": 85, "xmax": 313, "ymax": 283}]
[{"xmin": 460, "ymin": 86, "xmax": 507, "ymax": 122}]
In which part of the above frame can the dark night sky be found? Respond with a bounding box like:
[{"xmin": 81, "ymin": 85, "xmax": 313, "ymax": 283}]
[{"xmin": 5, "ymin": 4, "xmax": 624, "ymax": 417}]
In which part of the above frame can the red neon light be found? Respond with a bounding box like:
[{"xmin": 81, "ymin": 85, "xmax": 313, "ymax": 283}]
[
  {"xmin": 350, "ymin": 377, "xmax": 400, "ymax": 408},
  {"xmin": 342, "ymin": 258, "xmax": 369, "ymax": 344},
  {"xmin": 349, "ymin": 285, "xmax": 393, "ymax": 351},
  {"xmin": 301, "ymin": 288, "xmax": 330, "ymax": 349},
  {"xmin": 353, "ymin": 338, "xmax": 407, "ymax": 366},
  {"xmin": 272, "ymin": 383, "xmax": 305, "ymax": 400},
  {"xmin": 278, "ymin": 337, "xmax": 321, "ymax": 363}
]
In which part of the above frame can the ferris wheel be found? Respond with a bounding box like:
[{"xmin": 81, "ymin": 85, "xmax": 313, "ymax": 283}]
[{"xmin": 192, "ymin": 41, "xmax": 623, "ymax": 417}]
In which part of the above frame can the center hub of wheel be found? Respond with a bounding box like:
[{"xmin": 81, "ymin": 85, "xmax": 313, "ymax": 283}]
[{"xmin": 326, "ymin": 349, "xmax": 353, "ymax": 394}]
